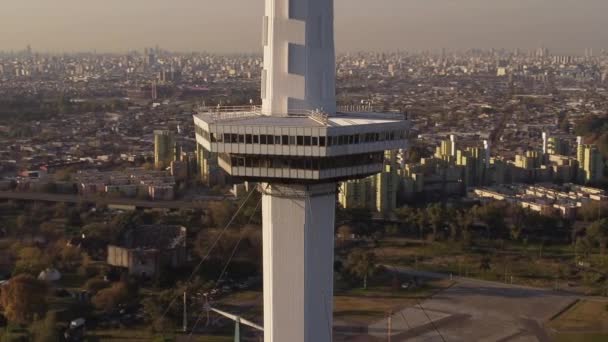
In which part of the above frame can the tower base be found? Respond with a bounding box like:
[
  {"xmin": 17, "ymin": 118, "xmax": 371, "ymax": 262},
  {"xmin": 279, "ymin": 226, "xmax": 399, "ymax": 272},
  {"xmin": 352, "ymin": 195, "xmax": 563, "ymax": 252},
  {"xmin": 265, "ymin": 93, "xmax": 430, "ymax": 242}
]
[{"xmin": 261, "ymin": 182, "xmax": 336, "ymax": 342}]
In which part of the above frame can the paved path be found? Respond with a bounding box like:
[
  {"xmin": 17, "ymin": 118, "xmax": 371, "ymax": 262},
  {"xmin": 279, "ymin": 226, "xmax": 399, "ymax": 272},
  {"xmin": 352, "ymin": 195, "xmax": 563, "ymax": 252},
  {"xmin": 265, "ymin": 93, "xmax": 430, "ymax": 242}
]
[{"xmin": 366, "ymin": 266, "xmax": 580, "ymax": 342}]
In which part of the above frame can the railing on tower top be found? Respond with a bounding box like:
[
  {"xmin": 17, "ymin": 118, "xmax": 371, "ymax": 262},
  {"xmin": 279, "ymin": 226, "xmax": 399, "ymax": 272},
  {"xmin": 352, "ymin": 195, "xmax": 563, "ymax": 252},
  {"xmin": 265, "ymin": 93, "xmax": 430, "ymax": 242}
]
[
  {"xmin": 198, "ymin": 104, "xmax": 409, "ymax": 122},
  {"xmin": 199, "ymin": 105, "xmax": 318, "ymax": 121},
  {"xmin": 198, "ymin": 105, "xmax": 261, "ymax": 122}
]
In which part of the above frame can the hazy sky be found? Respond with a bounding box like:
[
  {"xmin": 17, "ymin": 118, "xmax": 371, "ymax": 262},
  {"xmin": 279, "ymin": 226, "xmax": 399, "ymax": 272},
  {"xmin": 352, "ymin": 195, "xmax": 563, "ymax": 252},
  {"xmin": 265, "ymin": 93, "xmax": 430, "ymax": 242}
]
[{"xmin": 0, "ymin": 0, "xmax": 606, "ymax": 53}]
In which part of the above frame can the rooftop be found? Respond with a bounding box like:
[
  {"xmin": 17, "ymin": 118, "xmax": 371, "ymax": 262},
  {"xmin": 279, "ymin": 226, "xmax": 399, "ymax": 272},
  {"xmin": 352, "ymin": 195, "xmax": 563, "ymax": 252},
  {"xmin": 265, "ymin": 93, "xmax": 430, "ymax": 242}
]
[{"xmin": 194, "ymin": 105, "xmax": 408, "ymax": 129}]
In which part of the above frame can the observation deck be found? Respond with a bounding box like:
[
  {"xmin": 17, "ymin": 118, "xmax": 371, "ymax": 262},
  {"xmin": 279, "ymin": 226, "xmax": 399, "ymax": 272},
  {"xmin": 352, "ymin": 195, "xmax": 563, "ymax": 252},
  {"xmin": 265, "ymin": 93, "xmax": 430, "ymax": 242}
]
[{"xmin": 193, "ymin": 106, "xmax": 409, "ymax": 183}]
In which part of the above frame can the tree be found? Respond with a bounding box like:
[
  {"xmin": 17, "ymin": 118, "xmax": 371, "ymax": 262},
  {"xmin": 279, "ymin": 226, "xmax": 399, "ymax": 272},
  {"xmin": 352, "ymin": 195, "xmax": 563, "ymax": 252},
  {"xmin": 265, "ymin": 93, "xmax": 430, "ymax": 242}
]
[
  {"xmin": 414, "ymin": 209, "xmax": 428, "ymax": 240},
  {"xmin": 587, "ymin": 219, "xmax": 608, "ymax": 256},
  {"xmin": 473, "ymin": 202, "xmax": 508, "ymax": 240},
  {"xmin": 13, "ymin": 247, "xmax": 49, "ymax": 276},
  {"xmin": 92, "ymin": 282, "xmax": 130, "ymax": 313},
  {"xmin": 579, "ymin": 201, "xmax": 608, "ymax": 222},
  {"xmin": 66, "ymin": 208, "xmax": 82, "ymax": 226},
  {"xmin": 394, "ymin": 206, "xmax": 418, "ymax": 234},
  {"xmin": 508, "ymin": 206, "xmax": 526, "ymax": 240},
  {"xmin": 426, "ymin": 204, "xmax": 445, "ymax": 241},
  {"xmin": 345, "ymin": 250, "xmax": 377, "ymax": 290},
  {"xmin": 450, "ymin": 209, "xmax": 473, "ymax": 244},
  {"xmin": 39, "ymin": 222, "xmax": 61, "ymax": 241},
  {"xmin": 339, "ymin": 208, "xmax": 374, "ymax": 236},
  {"xmin": 574, "ymin": 114, "xmax": 608, "ymax": 137},
  {"xmin": 194, "ymin": 227, "xmax": 248, "ymax": 262},
  {"xmin": 53, "ymin": 202, "xmax": 68, "ymax": 218},
  {"xmin": 58, "ymin": 244, "xmax": 84, "ymax": 271},
  {"xmin": 16, "ymin": 214, "xmax": 33, "ymax": 233},
  {"xmin": 84, "ymin": 278, "xmax": 110, "ymax": 294},
  {"xmin": 479, "ymin": 256, "xmax": 492, "ymax": 272},
  {"xmin": 576, "ymin": 237, "xmax": 594, "ymax": 260},
  {"xmin": 207, "ymin": 201, "xmax": 235, "ymax": 228},
  {"xmin": 96, "ymin": 212, "xmax": 145, "ymax": 244},
  {"xmin": 0, "ymin": 275, "xmax": 48, "ymax": 324},
  {"xmin": 29, "ymin": 312, "xmax": 59, "ymax": 342}
]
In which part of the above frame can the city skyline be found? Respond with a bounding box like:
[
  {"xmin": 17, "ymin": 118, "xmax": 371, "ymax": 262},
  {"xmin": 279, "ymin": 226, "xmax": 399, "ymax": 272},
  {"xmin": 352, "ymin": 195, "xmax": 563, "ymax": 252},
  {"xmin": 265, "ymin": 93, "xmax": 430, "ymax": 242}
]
[{"xmin": 1, "ymin": 0, "xmax": 607, "ymax": 54}]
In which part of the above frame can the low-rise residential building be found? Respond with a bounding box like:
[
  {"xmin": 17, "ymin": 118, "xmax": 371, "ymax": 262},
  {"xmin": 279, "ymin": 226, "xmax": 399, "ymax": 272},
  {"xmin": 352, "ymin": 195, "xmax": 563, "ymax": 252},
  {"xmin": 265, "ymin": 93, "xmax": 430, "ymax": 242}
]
[
  {"xmin": 74, "ymin": 168, "xmax": 176, "ymax": 200},
  {"xmin": 107, "ymin": 225, "xmax": 187, "ymax": 278},
  {"xmin": 471, "ymin": 183, "xmax": 606, "ymax": 219}
]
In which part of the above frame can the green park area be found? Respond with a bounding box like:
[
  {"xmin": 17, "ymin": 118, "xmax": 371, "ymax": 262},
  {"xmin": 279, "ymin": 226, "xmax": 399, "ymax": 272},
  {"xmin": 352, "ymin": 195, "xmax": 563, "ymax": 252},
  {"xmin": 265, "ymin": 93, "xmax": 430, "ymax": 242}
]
[
  {"xmin": 548, "ymin": 300, "xmax": 608, "ymax": 342},
  {"xmin": 1, "ymin": 188, "xmax": 608, "ymax": 340},
  {"xmin": 337, "ymin": 200, "xmax": 608, "ymax": 295}
]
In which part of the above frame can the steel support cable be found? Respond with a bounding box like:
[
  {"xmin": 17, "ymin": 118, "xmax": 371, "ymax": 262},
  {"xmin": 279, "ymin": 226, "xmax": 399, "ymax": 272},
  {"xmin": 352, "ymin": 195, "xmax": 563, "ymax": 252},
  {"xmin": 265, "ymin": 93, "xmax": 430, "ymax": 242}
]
[
  {"xmin": 157, "ymin": 187, "xmax": 258, "ymax": 331},
  {"xmin": 187, "ymin": 196, "xmax": 262, "ymax": 340},
  {"xmin": 373, "ymin": 237, "xmax": 445, "ymax": 341},
  {"xmin": 415, "ymin": 298, "xmax": 447, "ymax": 342}
]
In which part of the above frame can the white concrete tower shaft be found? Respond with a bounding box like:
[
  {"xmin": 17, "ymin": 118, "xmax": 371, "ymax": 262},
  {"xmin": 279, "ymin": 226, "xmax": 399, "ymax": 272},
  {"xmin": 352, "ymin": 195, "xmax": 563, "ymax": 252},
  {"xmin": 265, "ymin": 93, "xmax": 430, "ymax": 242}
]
[
  {"xmin": 262, "ymin": 0, "xmax": 337, "ymax": 116},
  {"xmin": 262, "ymin": 183, "xmax": 336, "ymax": 342}
]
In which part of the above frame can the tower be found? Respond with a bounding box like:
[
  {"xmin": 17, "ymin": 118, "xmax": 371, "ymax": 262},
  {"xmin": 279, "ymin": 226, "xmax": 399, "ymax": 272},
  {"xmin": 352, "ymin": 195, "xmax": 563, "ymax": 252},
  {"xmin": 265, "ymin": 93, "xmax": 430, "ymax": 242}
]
[
  {"xmin": 262, "ymin": 0, "xmax": 336, "ymax": 116},
  {"xmin": 483, "ymin": 140, "xmax": 491, "ymax": 169},
  {"xmin": 154, "ymin": 130, "xmax": 175, "ymax": 169},
  {"xmin": 450, "ymin": 134, "xmax": 457, "ymax": 157},
  {"xmin": 193, "ymin": 1, "xmax": 409, "ymax": 341}
]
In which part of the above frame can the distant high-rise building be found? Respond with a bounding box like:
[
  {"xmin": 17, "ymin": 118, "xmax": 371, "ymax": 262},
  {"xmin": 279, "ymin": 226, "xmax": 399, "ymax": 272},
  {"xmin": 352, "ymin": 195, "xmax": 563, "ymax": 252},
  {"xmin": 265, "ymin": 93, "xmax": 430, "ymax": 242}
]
[
  {"xmin": 515, "ymin": 150, "xmax": 542, "ymax": 170},
  {"xmin": 154, "ymin": 130, "xmax": 175, "ymax": 169},
  {"xmin": 577, "ymin": 138, "xmax": 604, "ymax": 184},
  {"xmin": 457, "ymin": 146, "xmax": 486, "ymax": 188},
  {"xmin": 147, "ymin": 53, "xmax": 156, "ymax": 67},
  {"xmin": 548, "ymin": 137, "xmax": 568, "ymax": 156},
  {"xmin": 151, "ymin": 81, "xmax": 158, "ymax": 100},
  {"xmin": 195, "ymin": 143, "xmax": 223, "ymax": 187},
  {"xmin": 543, "ymin": 132, "xmax": 568, "ymax": 156},
  {"xmin": 339, "ymin": 177, "xmax": 373, "ymax": 210},
  {"xmin": 374, "ymin": 150, "xmax": 400, "ymax": 213},
  {"xmin": 339, "ymin": 150, "xmax": 401, "ymax": 213},
  {"xmin": 435, "ymin": 135, "xmax": 456, "ymax": 162}
]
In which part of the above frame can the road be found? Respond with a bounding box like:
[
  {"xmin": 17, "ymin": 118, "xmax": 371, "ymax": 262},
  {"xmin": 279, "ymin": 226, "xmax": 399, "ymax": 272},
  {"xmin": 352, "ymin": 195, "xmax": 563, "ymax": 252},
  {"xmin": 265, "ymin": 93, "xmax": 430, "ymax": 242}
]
[
  {"xmin": 0, "ymin": 191, "xmax": 224, "ymax": 210},
  {"xmin": 383, "ymin": 266, "xmax": 608, "ymax": 302},
  {"xmin": 366, "ymin": 266, "xmax": 582, "ymax": 342}
]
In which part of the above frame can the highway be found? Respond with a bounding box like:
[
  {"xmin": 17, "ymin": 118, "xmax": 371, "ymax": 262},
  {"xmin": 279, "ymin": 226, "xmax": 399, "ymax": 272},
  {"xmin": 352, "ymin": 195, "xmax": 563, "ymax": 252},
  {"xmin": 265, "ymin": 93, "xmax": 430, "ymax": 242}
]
[{"xmin": 0, "ymin": 191, "xmax": 224, "ymax": 210}]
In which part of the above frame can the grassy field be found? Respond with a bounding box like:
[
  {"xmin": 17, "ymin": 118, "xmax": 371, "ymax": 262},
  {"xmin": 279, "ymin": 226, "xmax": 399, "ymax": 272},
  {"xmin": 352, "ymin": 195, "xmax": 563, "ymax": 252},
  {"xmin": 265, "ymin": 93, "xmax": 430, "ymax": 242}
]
[
  {"xmin": 548, "ymin": 300, "xmax": 608, "ymax": 331},
  {"xmin": 203, "ymin": 277, "xmax": 452, "ymax": 330},
  {"xmin": 554, "ymin": 333, "xmax": 608, "ymax": 342},
  {"xmin": 368, "ymin": 238, "xmax": 607, "ymax": 290},
  {"xmin": 334, "ymin": 279, "xmax": 453, "ymax": 325},
  {"xmin": 548, "ymin": 300, "xmax": 608, "ymax": 342}
]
